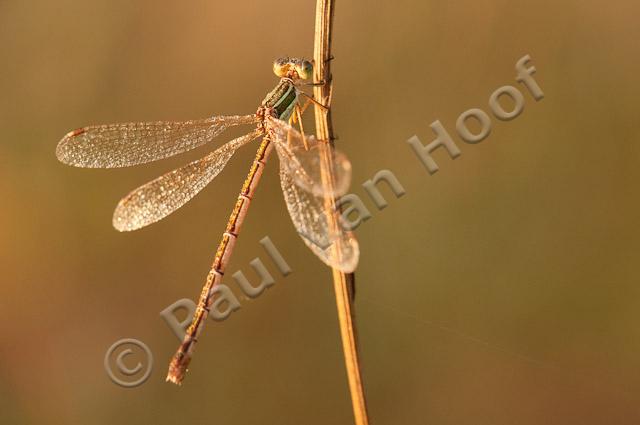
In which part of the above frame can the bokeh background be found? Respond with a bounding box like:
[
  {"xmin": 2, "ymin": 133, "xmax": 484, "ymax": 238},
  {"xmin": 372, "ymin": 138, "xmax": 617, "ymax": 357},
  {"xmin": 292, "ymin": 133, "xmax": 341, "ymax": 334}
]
[{"xmin": 1, "ymin": 1, "xmax": 639, "ymax": 424}]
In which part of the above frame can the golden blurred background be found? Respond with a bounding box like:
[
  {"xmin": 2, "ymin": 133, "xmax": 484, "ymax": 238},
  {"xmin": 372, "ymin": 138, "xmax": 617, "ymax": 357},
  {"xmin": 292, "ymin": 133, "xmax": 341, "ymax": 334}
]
[{"xmin": 1, "ymin": 0, "xmax": 640, "ymax": 424}]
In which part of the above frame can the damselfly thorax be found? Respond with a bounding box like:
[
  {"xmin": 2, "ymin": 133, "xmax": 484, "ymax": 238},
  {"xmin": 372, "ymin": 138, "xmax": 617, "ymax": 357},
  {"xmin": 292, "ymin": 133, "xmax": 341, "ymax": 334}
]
[
  {"xmin": 261, "ymin": 78, "xmax": 297, "ymax": 118},
  {"xmin": 56, "ymin": 57, "xmax": 359, "ymax": 384}
]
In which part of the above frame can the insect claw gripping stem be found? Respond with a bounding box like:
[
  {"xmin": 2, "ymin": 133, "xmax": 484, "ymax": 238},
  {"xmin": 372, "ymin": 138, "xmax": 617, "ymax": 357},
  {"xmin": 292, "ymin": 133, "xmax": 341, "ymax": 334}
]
[{"xmin": 298, "ymin": 91, "xmax": 330, "ymax": 111}]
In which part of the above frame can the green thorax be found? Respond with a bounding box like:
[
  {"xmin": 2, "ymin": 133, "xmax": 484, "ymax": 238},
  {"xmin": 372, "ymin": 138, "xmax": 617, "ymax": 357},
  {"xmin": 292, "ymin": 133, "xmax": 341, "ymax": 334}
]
[{"xmin": 261, "ymin": 78, "xmax": 298, "ymax": 121}]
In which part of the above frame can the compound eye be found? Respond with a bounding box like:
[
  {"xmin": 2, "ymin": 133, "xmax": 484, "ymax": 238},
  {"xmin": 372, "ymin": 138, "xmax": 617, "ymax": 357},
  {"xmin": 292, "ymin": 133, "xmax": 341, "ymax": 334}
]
[
  {"xmin": 273, "ymin": 59, "xmax": 289, "ymax": 77},
  {"xmin": 295, "ymin": 60, "xmax": 313, "ymax": 79}
]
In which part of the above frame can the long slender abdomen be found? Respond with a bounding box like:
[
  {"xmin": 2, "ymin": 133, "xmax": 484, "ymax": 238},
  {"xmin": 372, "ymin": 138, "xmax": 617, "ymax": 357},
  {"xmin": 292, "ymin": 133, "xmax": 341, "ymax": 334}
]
[{"xmin": 166, "ymin": 135, "xmax": 274, "ymax": 384}]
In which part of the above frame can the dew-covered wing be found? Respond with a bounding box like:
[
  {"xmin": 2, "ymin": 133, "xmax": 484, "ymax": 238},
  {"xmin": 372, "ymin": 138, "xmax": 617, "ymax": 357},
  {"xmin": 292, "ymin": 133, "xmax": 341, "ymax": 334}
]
[
  {"xmin": 56, "ymin": 114, "xmax": 258, "ymax": 168},
  {"xmin": 112, "ymin": 130, "xmax": 262, "ymax": 231}
]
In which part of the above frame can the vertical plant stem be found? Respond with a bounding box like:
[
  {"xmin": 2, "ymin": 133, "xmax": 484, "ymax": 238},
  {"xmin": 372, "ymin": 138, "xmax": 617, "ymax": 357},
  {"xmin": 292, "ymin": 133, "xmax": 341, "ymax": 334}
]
[{"xmin": 313, "ymin": 1, "xmax": 370, "ymax": 424}]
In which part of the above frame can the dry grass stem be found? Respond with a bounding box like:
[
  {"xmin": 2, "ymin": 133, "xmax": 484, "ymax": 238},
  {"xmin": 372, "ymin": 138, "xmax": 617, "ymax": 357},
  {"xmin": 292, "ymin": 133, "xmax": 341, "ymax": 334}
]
[{"xmin": 312, "ymin": 1, "xmax": 370, "ymax": 424}]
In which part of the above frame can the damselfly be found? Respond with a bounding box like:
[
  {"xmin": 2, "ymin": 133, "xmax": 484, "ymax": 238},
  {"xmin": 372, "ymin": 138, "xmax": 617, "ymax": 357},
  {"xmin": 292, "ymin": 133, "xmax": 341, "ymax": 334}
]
[{"xmin": 56, "ymin": 57, "xmax": 359, "ymax": 384}]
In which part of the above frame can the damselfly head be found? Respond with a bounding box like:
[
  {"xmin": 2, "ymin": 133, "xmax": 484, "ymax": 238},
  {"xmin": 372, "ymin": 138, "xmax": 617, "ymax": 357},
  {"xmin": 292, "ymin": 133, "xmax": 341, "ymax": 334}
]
[{"xmin": 273, "ymin": 57, "xmax": 313, "ymax": 80}]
